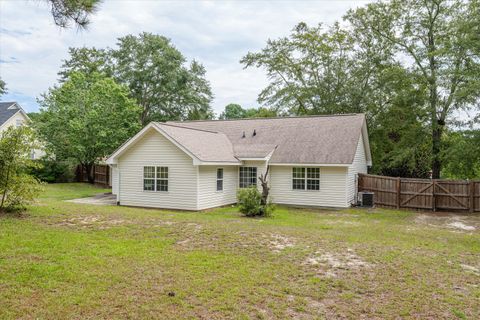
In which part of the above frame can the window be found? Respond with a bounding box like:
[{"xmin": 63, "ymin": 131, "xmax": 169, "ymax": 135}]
[
  {"xmin": 143, "ymin": 166, "xmax": 155, "ymax": 191},
  {"xmin": 292, "ymin": 167, "xmax": 320, "ymax": 190},
  {"xmin": 216, "ymin": 168, "xmax": 223, "ymax": 191},
  {"xmin": 143, "ymin": 166, "xmax": 168, "ymax": 191},
  {"xmin": 306, "ymin": 168, "xmax": 320, "ymax": 190},
  {"xmin": 292, "ymin": 167, "xmax": 305, "ymax": 190},
  {"xmin": 16, "ymin": 119, "xmax": 23, "ymax": 127},
  {"xmin": 239, "ymin": 167, "xmax": 257, "ymax": 188},
  {"xmin": 156, "ymin": 166, "xmax": 169, "ymax": 192}
]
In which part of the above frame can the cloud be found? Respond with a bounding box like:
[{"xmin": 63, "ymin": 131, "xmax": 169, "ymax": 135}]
[{"xmin": 0, "ymin": 0, "xmax": 370, "ymax": 113}]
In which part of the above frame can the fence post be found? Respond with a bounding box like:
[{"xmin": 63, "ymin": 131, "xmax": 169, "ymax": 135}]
[
  {"xmin": 396, "ymin": 177, "xmax": 401, "ymax": 209},
  {"xmin": 432, "ymin": 180, "xmax": 436, "ymax": 212},
  {"xmin": 470, "ymin": 181, "xmax": 475, "ymax": 213}
]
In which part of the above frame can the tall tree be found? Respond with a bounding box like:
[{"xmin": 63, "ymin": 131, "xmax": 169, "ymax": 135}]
[
  {"xmin": 112, "ymin": 33, "xmax": 214, "ymax": 124},
  {"xmin": 346, "ymin": 0, "xmax": 480, "ymax": 178},
  {"xmin": 241, "ymin": 22, "xmax": 361, "ymax": 116},
  {"xmin": 36, "ymin": 72, "xmax": 141, "ymax": 183}
]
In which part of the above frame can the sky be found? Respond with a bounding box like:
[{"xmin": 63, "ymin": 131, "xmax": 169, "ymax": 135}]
[{"xmin": 0, "ymin": 0, "xmax": 370, "ymax": 116}]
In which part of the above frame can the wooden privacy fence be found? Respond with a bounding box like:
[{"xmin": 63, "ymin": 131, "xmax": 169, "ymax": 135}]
[
  {"xmin": 358, "ymin": 173, "xmax": 480, "ymax": 212},
  {"xmin": 75, "ymin": 164, "xmax": 111, "ymax": 187}
]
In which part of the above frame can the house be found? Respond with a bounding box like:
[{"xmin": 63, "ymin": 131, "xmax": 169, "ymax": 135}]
[
  {"xmin": 0, "ymin": 101, "xmax": 45, "ymax": 159},
  {"xmin": 106, "ymin": 114, "xmax": 372, "ymax": 210}
]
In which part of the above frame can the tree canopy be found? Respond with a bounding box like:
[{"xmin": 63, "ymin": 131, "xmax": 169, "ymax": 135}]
[
  {"xmin": 59, "ymin": 33, "xmax": 214, "ymax": 125},
  {"xmin": 219, "ymin": 104, "xmax": 277, "ymax": 120}
]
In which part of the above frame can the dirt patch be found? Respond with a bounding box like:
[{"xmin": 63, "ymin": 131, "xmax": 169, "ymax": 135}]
[
  {"xmin": 304, "ymin": 248, "xmax": 373, "ymax": 277},
  {"xmin": 57, "ymin": 215, "xmax": 128, "ymax": 229},
  {"xmin": 414, "ymin": 213, "xmax": 479, "ymax": 233},
  {"xmin": 267, "ymin": 234, "xmax": 295, "ymax": 253},
  {"xmin": 447, "ymin": 221, "xmax": 475, "ymax": 231}
]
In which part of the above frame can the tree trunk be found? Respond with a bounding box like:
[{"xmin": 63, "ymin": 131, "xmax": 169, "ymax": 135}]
[
  {"xmin": 0, "ymin": 166, "xmax": 11, "ymax": 211},
  {"xmin": 85, "ymin": 163, "xmax": 95, "ymax": 184},
  {"xmin": 431, "ymin": 122, "xmax": 443, "ymax": 179},
  {"xmin": 259, "ymin": 166, "xmax": 270, "ymax": 206}
]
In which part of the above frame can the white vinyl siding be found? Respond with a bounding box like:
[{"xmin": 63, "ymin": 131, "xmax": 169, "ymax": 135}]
[
  {"xmin": 346, "ymin": 135, "xmax": 368, "ymax": 205},
  {"xmin": 0, "ymin": 111, "xmax": 27, "ymax": 132},
  {"xmin": 197, "ymin": 166, "xmax": 237, "ymax": 210},
  {"xmin": 270, "ymin": 166, "xmax": 348, "ymax": 208},
  {"xmin": 111, "ymin": 166, "xmax": 119, "ymax": 196},
  {"xmin": 117, "ymin": 129, "xmax": 198, "ymax": 210}
]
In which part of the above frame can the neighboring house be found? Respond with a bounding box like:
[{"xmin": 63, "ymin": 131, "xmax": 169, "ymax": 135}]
[
  {"xmin": 107, "ymin": 114, "xmax": 372, "ymax": 210},
  {"xmin": 0, "ymin": 101, "xmax": 45, "ymax": 159}
]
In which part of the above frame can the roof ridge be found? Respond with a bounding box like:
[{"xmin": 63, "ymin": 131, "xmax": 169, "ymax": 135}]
[
  {"xmin": 168, "ymin": 113, "xmax": 364, "ymax": 124},
  {"xmin": 154, "ymin": 122, "xmax": 220, "ymax": 134}
]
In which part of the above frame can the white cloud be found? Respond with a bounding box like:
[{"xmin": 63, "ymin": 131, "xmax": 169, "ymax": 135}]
[{"xmin": 0, "ymin": 0, "xmax": 370, "ymax": 113}]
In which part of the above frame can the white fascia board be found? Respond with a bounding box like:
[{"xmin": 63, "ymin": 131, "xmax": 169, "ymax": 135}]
[
  {"xmin": 194, "ymin": 161, "xmax": 241, "ymax": 166},
  {"xmin": 269, "ymin": 163, "xmax": 350, "ymax": 167},
  {"xmin": 237, "ymin": 157, "xmax": 267, "ymax": 161}
]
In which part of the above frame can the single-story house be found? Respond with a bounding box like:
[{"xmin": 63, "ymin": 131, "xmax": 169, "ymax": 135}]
[
  {"xmin": 0, "ymin": 101, "xmax": 45, "ymax": 159},
  {"xmin": 106, "ymin": 114, "xmax": 372, "ymax": 210}
]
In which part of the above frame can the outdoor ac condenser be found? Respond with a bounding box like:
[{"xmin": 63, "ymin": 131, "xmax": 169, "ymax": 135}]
[{"xmin": 358, "ymin": 192, "xmax": 374, "ymax": 207}]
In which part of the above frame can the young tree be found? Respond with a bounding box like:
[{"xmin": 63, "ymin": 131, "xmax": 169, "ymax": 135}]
[
  {"xmin": 36, "ymin": 72, "xmax": 141, "ymax": 183},
  {"xmin": 346, "ymin": 0, "xmax": 480, "ymax": 178},
  {"xmin": 0, "ymin": 127, "xmax": 43, "ymax": 212}
]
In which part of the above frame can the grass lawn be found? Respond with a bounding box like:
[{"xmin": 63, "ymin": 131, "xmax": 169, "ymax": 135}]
[{"xmin": 0, "ymin": 183, "xmax": 479, "ymax": 319}]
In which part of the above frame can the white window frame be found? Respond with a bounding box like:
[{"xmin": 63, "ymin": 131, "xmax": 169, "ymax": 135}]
[
  {"xmin": 16, "ymin": 119, "xmax": 23, "ymax": 127},
  {"xmin": 292, "ymin": 167, "xmax": 320, "ymax": 191},
  {"xmin": 216, "ymin": 168, "xmax": 224, "ymax": 192},
  {"xmin": 239, "ymin": 167, "xmax": 257, "ymax": 188},
  {"xmin": 143, "ymin": 166, "xmax": 168, "ymax": 192}
]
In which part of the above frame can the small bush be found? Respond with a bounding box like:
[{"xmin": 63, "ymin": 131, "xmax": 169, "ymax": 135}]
[{"xmin": 237, "ymin": 187, "xmax": 274, "ymax": 217}]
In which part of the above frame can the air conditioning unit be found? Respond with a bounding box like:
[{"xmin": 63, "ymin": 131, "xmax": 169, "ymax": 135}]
[{"xmin": 358, "ymin": 192, "xmax": 374, "ymax": 207}]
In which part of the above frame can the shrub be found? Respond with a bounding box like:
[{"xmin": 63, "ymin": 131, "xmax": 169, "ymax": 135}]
[
  {"xmin": 1, "ymin": 174, "xmax": 44, "ymax": 212},
  {"xmin": 27, "ymin": 159, "xmax": 76, "ymax": 183},
  {"xmin": 237, "ymin": 187, "xmax": 274, "ymax": 217},
  {"xmin": 0, "ymin": 127, "xmax": 44, "ymax": 212}
]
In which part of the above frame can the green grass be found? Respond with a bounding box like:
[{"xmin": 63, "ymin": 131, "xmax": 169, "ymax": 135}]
[{"xmin": 0, "ymin": 183, "xmax": 479, "ymax": 319}]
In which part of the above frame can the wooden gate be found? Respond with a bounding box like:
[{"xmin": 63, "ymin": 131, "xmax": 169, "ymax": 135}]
[
  {"xmin": 358, "ymin": 174, "xmax": 480, "ymax": 212},
  {"xmin": 75, "ymin": 164, "xmax": 111, "ymax": 187}
]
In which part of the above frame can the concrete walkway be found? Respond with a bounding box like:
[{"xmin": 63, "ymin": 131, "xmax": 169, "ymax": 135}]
[{"xmin": 66, "ymin": 193, "xmax": 117, "ymax": 206}]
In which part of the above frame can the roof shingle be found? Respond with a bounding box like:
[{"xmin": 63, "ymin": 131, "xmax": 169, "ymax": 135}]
[
  {"xmin": 0, "ymin": 102, "xmax": 19, "ymax": 127},
  {"xmin": 167, "ymin": 114, "xmax": 366, "ymax": 164}
]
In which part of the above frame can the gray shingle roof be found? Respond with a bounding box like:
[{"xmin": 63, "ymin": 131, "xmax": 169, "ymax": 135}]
[
  {"xmin": 168, "ymin": 114, "xmax": 366, "ymax": 164},
  {"xmin": 153, "ymin": 122, "xmax": 239, "ymax": 163},
  {"xmin": 0, "ymin": 102, "xmax": 19, "ymax": 127}
]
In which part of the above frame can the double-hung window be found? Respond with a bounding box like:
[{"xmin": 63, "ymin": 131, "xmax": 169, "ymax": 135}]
[
  {"xmin": 143, "ymin": 166, "xmax": 168, "ymax": 191},
  {"xmin": 216, "ymin": 168, "xmax": 224, "ymax": 191},
  {"xmin": 292, "ymin": 167, "xmax": 320, "ymax": 190},
  {"xmin": 239, "ymin": 167, "xmax": 257, "ymax": 188}
]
